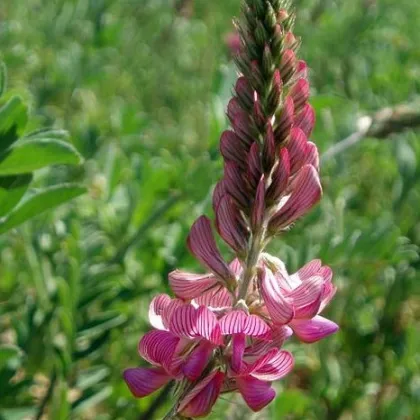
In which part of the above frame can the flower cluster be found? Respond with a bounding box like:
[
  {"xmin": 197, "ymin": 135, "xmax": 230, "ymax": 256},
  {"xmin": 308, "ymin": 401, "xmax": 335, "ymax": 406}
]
[{"xmin": 124, "ymin": 0, "xmax": 338, "ymax": 417}]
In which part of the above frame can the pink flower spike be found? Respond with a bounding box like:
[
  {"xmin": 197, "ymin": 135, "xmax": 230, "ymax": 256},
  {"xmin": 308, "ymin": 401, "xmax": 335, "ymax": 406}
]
[
  {"xmin": 288, "ymin": 127, "xmax": 309, "ymax": 175},
  {"xmin": 187, "ymin": 216, "xmax": 235, "ymax": 285},
  {"xmin": 295, "ymin": 103, "xmax": 316, "ymax": 137},
  {"xmin": 123, "ymin": 367, "xmax": 171, "ymax": 398},
  {"xmin": 169, "ymin": 270, "xmax": 218, "ymax": 301},
  {"xmin": 269, "ymin": 164, "xmax": 322, "ymax": 231},
  {"xmin": 237, "ymin": 376, "xmax": 276, "ymax": 412},
  {"xmin": 306, "ymin": 142, "xmax": 320, "ymax": 171},
  {"xmin": 259, "ymin": 268, "xmax": 294, "ymax": 325},
  {"xmin": 274, "ymin": 96, "xmax": 294, "ymax": 145},
  {"xmin": 182, "ymin": 341, "xmax": 214, "ymax": 381},
  {"xmin": 290, "ymin": 78, "xmax": 310, "ymax": 111},
  {"xmin": 247, "ymin": 142, "xmax": 263, "ymax": 191},
  {"xmin": 179, "ymin": 371, "xmax": 225, "ymax": 418},
  {"xmin": 290, "ymin": 315, "xmax": 339, "ymax": 343}
]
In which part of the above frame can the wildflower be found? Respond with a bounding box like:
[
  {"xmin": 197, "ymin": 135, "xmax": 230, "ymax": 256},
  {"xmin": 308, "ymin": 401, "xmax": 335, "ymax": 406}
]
[{"xmin": 124, "ymin": 0, "xmax": 338, "ymax": 417}]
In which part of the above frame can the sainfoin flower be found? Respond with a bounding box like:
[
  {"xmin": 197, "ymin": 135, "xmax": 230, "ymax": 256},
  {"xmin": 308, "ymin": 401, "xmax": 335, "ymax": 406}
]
[{"xmin": 124, "ymin": 0, "xmax": 338, "ymax": 417}]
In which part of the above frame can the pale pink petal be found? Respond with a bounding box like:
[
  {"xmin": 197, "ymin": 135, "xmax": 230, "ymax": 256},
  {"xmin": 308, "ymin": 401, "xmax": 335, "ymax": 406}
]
[
  {"xmin": 195, "ymin": 306, "xmax": 222, "ymax": 345},
  {"xmin": 229, "ymin": 258, "xmax": 243, "ymax": 277},
  {"xmin": 290, "ymin": 315, "xmax": 339, "ymax": 343},
  {"xmin": 259, "ymin": 268, "xmax": 294, "ymax": 325},
  {"xmin": 231, "ymin": 332, "xmax": 246, "ymax": 373},
  {"xmin": 161, "ymin": 299, "xmax": 184, "ymax": 328},
  {"xmin": 194, "ymin": 285, "xmax": 233, "ymax": 310},
  {"xmin": 320, "ymin": 281, "xmax": 337, "ymax": 312},
  {"xmin": 123, "ymin": 367, "xmax": 171, "ymax": 398},
  {"xmin": 169, "ymin": 304, "xmax": 198, "ymax": 339},
  {"xmin": 149, "ymin": 294, "xmax": 171, "ymax": 330},
  {"xmin": 182, "ymin": 341, "xmax": 214, "ymax": 381},
  {"xmin": 306, "ymin": 142, "xmax": 319, "ymax": 171},
  {"xmin": 219, "ymin": 310, "xmax": 247, "ymax": 335},
  {"xmin": 169, "ymin": 270, "xmax": 218, "ymax": 300},
  {"xmin": 138, "ymin": 330, "xmax": 179, "ymax": 370},
  {"xmin": 187, "ymin": 216, "xmax": 235, "ymax": 283},
  {"xmin": 237, "ymin": 376, "xmax": 276, "ymax": 412},
  {"xmin": 288, "ymin": 276, "xmax": 324, "ymax": 319},
  {"xmin": 245, "ymin": 326, "xmax": 293, "ymax": 358},
  {"xmin": 251, "ymin": 350, "xmax": 294, "ymax": 381},
  {"xmin": 269, "ymin": 164, "xmax": 322, "ymax": 231},
  {"xmin": 292, "ymin": 259, "xmax": 322, "ymax": 282},
  {"xmin": 179, "ymin": 371, "xmax": 224, "ymax": 416}
]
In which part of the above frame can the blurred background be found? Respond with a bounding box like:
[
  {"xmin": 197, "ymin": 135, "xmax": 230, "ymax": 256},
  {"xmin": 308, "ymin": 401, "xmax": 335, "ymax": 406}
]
[{"xmin": 0, "ymin": 0, "xmax": 420, "ymax": 419}]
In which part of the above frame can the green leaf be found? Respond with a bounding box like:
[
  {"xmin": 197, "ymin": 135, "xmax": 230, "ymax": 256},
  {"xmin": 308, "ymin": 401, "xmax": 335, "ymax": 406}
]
[
  {"xmin": 0, "ymin": 407, "xmax": 36, "ymax": 420},
  {"xmin": 0, "ymin": 62, "xmax": 6, "ymax": 98},
  {"xmin": 24, "ymin": 128, "xmax": 69, "ymax": 141},
  {"xmin": 0, "ymin": 184, "xmax": 86, "ymax": 234},
  {"xmin": 0, "ymin": 139, "xmax": 83, "ymax": 176},
  {"xmin": 0, "ymin": 96, "xmax": 28, "ymax": 152},
  {"xmin": 0, "ymin": 345, "xmax": 23, "ymax": 370},
  {"xmin": 0, "ymin": 174, "xmax": 32, "ymax": 217}
]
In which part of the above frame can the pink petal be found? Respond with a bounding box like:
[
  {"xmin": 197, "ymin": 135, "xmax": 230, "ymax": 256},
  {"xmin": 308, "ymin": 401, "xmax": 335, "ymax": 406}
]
[
  {"xmin": 251, "ymin": 176, "xmax": 266, "ymax": 230},
  {"xmin": 275, "ymin": 96, "xmax": 294, "ymax": 145},
  {"xmin": 290, "ymin": 315, "xmax": 339, "ymax": 343},
  {"xmin": 295, "ymin": 103, "xmax": 315, "ymax": 137},
  {"xmin": 247, "ymin": 142, "xmax": 263, "ymax": 191},
  {"xmin": 149, "ymin": 294, "xmax": 171, "ymax": 330},
  {"xmin": 243, "ymin": 314, "xmax": 271, "ymax": 338},
  {"xmin": 262, "ymin": 125, "xmax": 276, "ymax": 171},
  {"xmin": 224, "ymin": 162, "xmax": 249, "ymax": 209},
  {"xmin": 179, "ymin": 371, "xmax": 225, "ymax": 417},
  {"xmin": 269, "ymin": 164, "xmax": 322, "ymax": 231},
  {"xmin": 292, "ymin": 259, "xmax": 322, "ymax": 282},
  {"xmin": 220, "ymin": 130, "xmax": 249, "ymax": 169},
  {"xmin": 320, "ymin": 281, "xmax": 337, "ymax": 312},
  {"xmin": 290, "ymin": 78, "xmax": 310, "ymax": 111},
  {"xmin": 288, "ymin": 127, "xmax": 308, "ymax": 175},
  {"xmin": 245, "ymin": 326, "xmax": 293, "ymax": 357},
  {"xmin": 138, "ymin": 330, "xmax": 179, "ymax": 370},
  {"xmin": 231, "ymin": 333, "xmax": 246, "ymax": 373},
  {"xmin": 306, "ymin": 142, "xmax": 320, "ymax": 171},
  {"xmin": 288, "ymin": 276, "xmax": 324, "ymax": 319},
  {"xmin": 187, "ymin": 216, "xmax": 235, "ymax": 283},
  {"xmin": 213, "ymin": 179, "xmax": 227, "ymax": 213},
  {"xmin": 259, "ymin": 268, "xmax": 294, "ymax": 325},
  {"xmin": 266, "ymin": 147, "xmax": 291, "ymax": 204},
  {"xmin": 235, "ymin": 76, "xmax": 254, "ymax": 109},
  {"xmin": 250, "ymin": 350, "xmax": 294, "ymax": 381},
  {"xmin": 194, "ymin": 285, "xmax": 233, "ymax": 310},
  {"xmin": 229, "ymin": 257, "xmax": 244, "ymax": 277},
  {"xmin": 219, "ymin": 310, "xmax": 247, "ymax": 335},
  {"xmin": 123, "ymin": 367, "xmax": 171, "ymax": 398},
  {"xmin": 169, "ymin": 270, "xmax": 218, "ymax": 300},
  {"xmin": 215, "ymin": 194, "xmax": 249, "ymax": 253},
  {"xmin": 169, "ymin": 304, "xmax": 198, "ymax": 339},
  {"xmin": 195, "ymin": 306, "xmax": 222, "ymax": 345},
  {"xmin": 237, "ymin": 376, "xmax": 276, "ymax": 412},
  {"xmin": 279, "ymin": 49, "xmax": 297, "ymax": 83},
  {"xmin": 182, "ymin": 341, "xmax": 214, "ymax": 381}
]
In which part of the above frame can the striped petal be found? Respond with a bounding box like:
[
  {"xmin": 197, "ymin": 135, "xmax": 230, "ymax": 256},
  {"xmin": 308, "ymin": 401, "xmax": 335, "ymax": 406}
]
[
  {"xmin": 251, "ymin": 176, "xmax": 265, "ymax": 230},
  {"xmin": 182, "ymin": 341, "xmax": 214, "ymax": 381},
  {"xmin": 179, "ymin": 371, "xmax": 224, "ymax": 417},
  {"xmin": 138, "ymin": 330, "xmax": 179, "ymax": 371},
  {"xmin": 231, "ymin": 332, "xmax": 246, "ymax": 373},
  {"xmin": 123, "ymin": 367, "xmax": 171, "ymax": 398},
  {"xmin": 243, "ymin": 314, "xmax": 271, "ymax": 338},
  {"xmin": 287, "ymin": 127, "xmax": 308, "ymax": 175},
  {"xmin": 259, "ymin": 268, "xmax": 294, "ymax": 325},
  {"xmin": 187, "ymin": 216, "xmax": 235, "ymax": 283},
  {"xmin": 290, "ymin": 315, "xmax": 339, "ymax": 343},
  {"xmin": 169, "ymin": 304, "xmax": 198, "ymax": 339},
  {"xmin": 269, "ymin": 164, "xmax": 322, "ymax": 231},
  {"xmin": 194, "ymin": 285, "xmax": 233, "ymax": 310},
  {"xmin": 250, "ymin": 350, "xmax": 294, "ymax": 381},
  {"xmin": 237, "ymin": 376, "xmax": 275, "ymax": 412},
  {"xmin": 288, "ymin": 276, "xmax": 324, "ymax": 319},
  {"xmin": 149, "ymin": 294, "xmax": 172, "ymax": 330},
  {"xmin": 195, "ymin": 306, "xmax": 222, "ymax": 344},
  {"xmin": 169, "ymin": 270, "xmax": 217, "ymax": 300},
  {"xmin": 245, "ymin": 326, "xmax": 293, "ymax": 358},
  {"xmin": 220, "ymin": 310, "xmax": 247, "ymax": 335}
]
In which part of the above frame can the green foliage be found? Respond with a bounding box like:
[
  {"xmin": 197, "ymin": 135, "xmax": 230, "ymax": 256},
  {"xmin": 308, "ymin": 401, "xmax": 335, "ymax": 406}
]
[{"xmin": 0, "ymin": 0, "xmax": 419, "ymax": 419}]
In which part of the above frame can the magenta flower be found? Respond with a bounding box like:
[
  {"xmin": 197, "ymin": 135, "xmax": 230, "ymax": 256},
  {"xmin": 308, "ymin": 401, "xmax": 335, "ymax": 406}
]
[{"xmin": 124, "ymin": 1, "xmax": 339, "ymax": 417}]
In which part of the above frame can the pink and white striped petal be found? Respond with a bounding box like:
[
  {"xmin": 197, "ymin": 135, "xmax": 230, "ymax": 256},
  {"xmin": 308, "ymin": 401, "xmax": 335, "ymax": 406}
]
[
  {"xmin": 231, "ymin": 332, "xmax": 246, "ymax": 373},
  {"xmin": 187, "ymin": 216, "xmax": 235, "ymax": 283},
  {"xmin": 138, "ymin": 330, "xmax": 180, "ymax": 371},
  {"xmin": 259, "ymin": 268, "xmax": 294, "ymax": 325},
  {"xmin": 149, "ymin": 294, "xmax": 172, "ymax": 330},
  {"xmin": 291, "ymin": 259, "xmax": 322, "ymax": 283},
  {"xmin": 245, "ymin": 326, "xmax": 293, "ymax": 358},
  {"xmin": 169, "ymin": 270, "xmax": 218, "ymax": 300},
  {"xmin": 195, "ymin": 306, "xmax": 222, "ymax": 344},
  {"xmin": 243, "ymin": 314, "xmax": 271, "ymax": 338},
  {"xmin": 220, "ymin": 310, "xmax": 248, "ymax": 335},
  {"xmin": 123, "ymin": 367, "xmax": 171, "ymax": 398},
  {"xmin": 290, "ymin": 315, "xmax": 339, "ymax": 343},
  {"xmin": 288, "ymin": 275, "xmax": 324, "ymax": 319},
  {"xmin": 182, "ymin": 341, "xmax": 214, "ymax": 381},
  {"xmin": 179, "ymin": 371, "xmax": 225, "ymax": 417},
  {"xmin": 169, "ymin": 304, "xmax": 199, "ymax": 339},
  {"xmin": 250, "ymin": 350, "xmax": 294, "ymax": 381},
  {"xmin": 194, "ymin": 285, "xmax": 233, "ymax": 310},
  {"xmin": 237, "ymin": 376, "xmax": 276, "ymax": 412}
]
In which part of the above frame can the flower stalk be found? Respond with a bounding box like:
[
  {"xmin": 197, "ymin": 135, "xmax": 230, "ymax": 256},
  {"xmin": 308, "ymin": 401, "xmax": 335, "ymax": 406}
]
[{"xmin": 124, "ymin": 0, "xmax": 338, "ymax": 418}]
